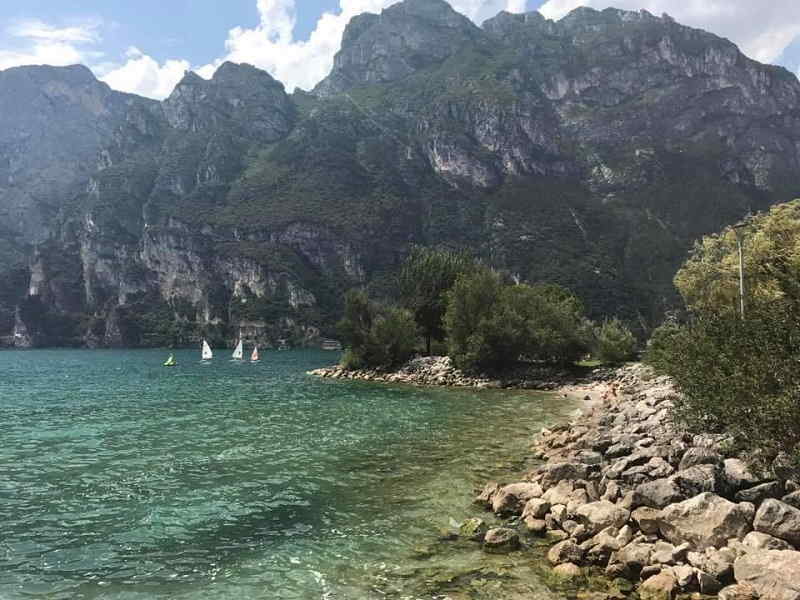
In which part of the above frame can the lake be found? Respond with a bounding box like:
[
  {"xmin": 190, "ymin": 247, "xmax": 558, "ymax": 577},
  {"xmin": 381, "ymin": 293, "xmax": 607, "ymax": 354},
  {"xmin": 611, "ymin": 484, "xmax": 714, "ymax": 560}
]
[{"xmin": 0, "ymin": 349, "xmax": 578, "ymax": 599}]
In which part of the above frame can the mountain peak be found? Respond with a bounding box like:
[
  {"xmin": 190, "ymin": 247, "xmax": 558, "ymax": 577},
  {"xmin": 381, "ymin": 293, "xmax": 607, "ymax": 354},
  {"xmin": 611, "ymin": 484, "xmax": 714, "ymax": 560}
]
[{"xmin": 313, "ymin": 0, "xmax": 481, "ymax": 96}]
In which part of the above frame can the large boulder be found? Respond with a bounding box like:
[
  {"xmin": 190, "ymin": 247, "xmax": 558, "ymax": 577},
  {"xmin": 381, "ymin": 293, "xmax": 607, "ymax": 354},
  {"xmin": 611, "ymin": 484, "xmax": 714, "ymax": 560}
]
[
  {"xmin": 659, "ymin": 493, "xmax": 754, "ymax": 550},
  {"xmin": 754, "ymin": 499, "xmax": 800, "ymax": 547},
  {"xmin": 575, "ymin": 501, "xmax": 630, "ymax": 535},
  {"xmin": 491, "ymin": 482, "xmax": 543, "ymax": 515},
  {"xmin": 734, "ymin": 550, "xmax": 800, "ymax": 600}
]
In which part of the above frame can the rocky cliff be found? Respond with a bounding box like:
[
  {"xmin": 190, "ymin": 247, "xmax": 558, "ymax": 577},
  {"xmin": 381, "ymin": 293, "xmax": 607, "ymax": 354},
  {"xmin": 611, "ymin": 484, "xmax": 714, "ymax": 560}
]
[{"xmin": 2, "ymin": 0, "xmax": 800, "ymax": 348}]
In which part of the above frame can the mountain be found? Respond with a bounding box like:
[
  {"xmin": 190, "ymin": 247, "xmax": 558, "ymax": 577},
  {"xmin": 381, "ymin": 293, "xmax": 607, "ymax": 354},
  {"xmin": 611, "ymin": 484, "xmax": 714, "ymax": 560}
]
[{"xmin": 2, "ymin": 0, "xmax": 800, "ymax": 348}]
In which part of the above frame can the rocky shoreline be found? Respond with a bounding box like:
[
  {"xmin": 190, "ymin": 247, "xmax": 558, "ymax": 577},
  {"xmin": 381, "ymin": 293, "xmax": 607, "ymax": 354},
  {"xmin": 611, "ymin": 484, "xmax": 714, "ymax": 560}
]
[
  {"xmin": 470, "ymin": 364, "xmax": 800, "ymax": 600},
  {"xmin": 309, "ymin": 355, "xmax": 614, "ymax": 390}
]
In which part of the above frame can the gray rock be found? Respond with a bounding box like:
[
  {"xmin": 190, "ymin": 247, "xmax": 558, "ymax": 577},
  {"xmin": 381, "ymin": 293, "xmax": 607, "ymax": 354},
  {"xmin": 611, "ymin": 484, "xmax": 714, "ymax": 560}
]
[
  {"xmin": 475, "ymin": 481, "xmax": 501, "ymax": 507},
  {"xmin": 540, "ymin": 462, "xmax": 590, "ymax": 488},
  {"xmin": 543, "ymin": 480, "xmax": 576, "ymax": 506},
  {"xmin": 632, "ymin": 506, "xmax": 663, "ymax": 535},
  {"xmin": 669, "ymin": 564, "xmax": 695, "ymax": 589},
  {"xmin": 679, "ymin": 447, "xmax": 723, "ymax": 471},
  {"xmin": 638, "ymin": 570, "xmax": 678, "ymax": 600},
  {"xmin": 483, "ymin": 527, "xmax": 520, "ymax": 553},
  {"xmin": 547, "ymin": 539, "xmax": 584, "ymax": 565},
  {"xmin": 742, "ymin": 531, "xmax": 794, "ymax": 551},
  {"xmin": 614, "ymin": 541, "xmax": 653, "ymax": 574},
  {"xmin": 782, "ymin": 490, "xmax": 800, "ymax": 510},
  {"xmin": 651, "ymin": 540, "xmax": 678, "ymax": 565},
  {"xmin": 736, "ymin": 481, "xmax": 785, "ymax": 504},
  {"xmin": 734, "ymin": 550, "xmax": 800, "ymax": 600},
  {"xmin": 575, "ymin": 500, "xmax": 630, "ymax": 535},
  {"xmin": 718, "ymin": 584, "xmax": 758, "ymax": 600},
  {"xmin": 635, "ymin": 477, "xmax": 686, "ymax": 509},
  {"xmin": 724, "ymin": 459, "xmax": 762, "ymax": 491},
  {"xmin": 659, "ymin": 493, "xmax": 754, "ymax": 550},
  {"xmin": 754, "ymin": 499, "xmax": 800, "ymax": 547},
  {"xmin": 697, "ymin": 570, "xmax": 724, "ymax": 595},
  {"xmin": 522, "ymin": 497, "xmax": 550, "ymax": 519},
  {"xmin": 523, "ymin": 516, "xmax": 547, "ymax": 535},
  {"xmin": 552, "ymin": 562, "xmax": 582, "ymax": 578},
  {"xmin": 491, "ymin": 482, "xmax": 543, "ymax": 515}
]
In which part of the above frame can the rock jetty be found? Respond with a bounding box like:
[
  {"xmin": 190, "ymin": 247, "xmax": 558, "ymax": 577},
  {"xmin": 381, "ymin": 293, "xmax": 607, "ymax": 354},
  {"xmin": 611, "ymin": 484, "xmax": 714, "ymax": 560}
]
[
  {"xmin": 309, "ymin": 355, "xmax": 611, "ymax": 390},
  {"xmin": 474, "ymin": 364, "xmax": 800, "ymax": 600}
]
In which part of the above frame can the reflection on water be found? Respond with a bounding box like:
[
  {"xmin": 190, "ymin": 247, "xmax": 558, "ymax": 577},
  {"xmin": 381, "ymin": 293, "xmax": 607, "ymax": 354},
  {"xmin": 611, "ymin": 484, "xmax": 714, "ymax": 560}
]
[{"xmin": 0, "ymin": 349, "xmax": 578, "ymax": 599}]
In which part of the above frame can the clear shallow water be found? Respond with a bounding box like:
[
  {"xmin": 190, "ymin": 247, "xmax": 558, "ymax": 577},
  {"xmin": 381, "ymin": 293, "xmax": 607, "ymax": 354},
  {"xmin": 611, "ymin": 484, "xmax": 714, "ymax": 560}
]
[{"xmin": 0, "ymin": 349, "xmax": 577, "ymax": 600}]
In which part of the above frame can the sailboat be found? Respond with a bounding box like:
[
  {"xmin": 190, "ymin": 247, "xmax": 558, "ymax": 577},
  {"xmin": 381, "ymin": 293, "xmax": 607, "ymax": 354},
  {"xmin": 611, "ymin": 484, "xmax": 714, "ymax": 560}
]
[
  {"xmin": 201, "ymin": 339, "xmax": 213, "ymax": 361},
  {"xmin": 163, "ymin": 353, "xmax": 176, "ymax": 367},
  {"xmin": 250, "ymin": 345, "xmax": 260, "ymax": 363},
  {"xmin": 232, "ymin": 339, "xmax": 244, "ymax": 361}
]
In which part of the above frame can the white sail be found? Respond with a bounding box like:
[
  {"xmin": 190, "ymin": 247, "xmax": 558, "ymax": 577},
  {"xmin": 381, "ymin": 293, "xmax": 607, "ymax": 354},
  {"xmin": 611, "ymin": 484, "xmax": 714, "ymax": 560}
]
[
  {"xmin": 202, "ymin": 339, "xmax": 213, "ymax": 360},
  {"xmin": 232, "ymin": 339, "xmax": 244, "ymax": 360},
  {"xmin": 251, "ymin": 346, "xmax": 259, "ymax": 362}
]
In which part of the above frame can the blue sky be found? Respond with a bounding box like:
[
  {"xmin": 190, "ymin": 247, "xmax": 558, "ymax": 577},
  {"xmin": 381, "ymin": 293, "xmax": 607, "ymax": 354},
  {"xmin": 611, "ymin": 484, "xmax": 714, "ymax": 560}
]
[{"xmin": 0, "ymin": 0, "xmax": 797, "ymax": 100}]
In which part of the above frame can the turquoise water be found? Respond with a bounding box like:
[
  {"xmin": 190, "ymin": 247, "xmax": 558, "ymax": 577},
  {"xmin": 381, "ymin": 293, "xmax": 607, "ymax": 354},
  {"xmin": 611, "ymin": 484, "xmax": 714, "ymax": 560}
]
[{"xmin": 0, "ymin": 349, "xmax": 577, "ymax": 600}]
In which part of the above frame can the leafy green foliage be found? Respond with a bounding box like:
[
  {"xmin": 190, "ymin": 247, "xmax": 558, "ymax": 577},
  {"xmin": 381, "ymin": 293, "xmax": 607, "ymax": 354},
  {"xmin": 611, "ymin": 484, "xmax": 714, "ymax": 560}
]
[
  {"xmin": 337, "ymin": 289, "xmax": 418, "ymax": 369},
  {"xmin": 397, "ymin": 246, "xmax": 473, "ymax": 354},
  {"xmin": 646, "ymin": 307, "xmax": 800, "ymax": 472},
  {"xmin": 675, "ymin": 199, "xmax": 800, "ymax": 316},
  {"xmin": 592, "ymin": 318, "xmax": 636, "ymax": 364},
  {"xmin": 444, "ymin": 268, "xmax": 590, "ymax": 372}
]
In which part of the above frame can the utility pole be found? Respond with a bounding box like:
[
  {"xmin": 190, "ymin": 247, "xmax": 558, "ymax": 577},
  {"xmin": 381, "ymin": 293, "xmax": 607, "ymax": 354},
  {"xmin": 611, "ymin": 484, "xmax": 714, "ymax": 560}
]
[{"xmin": 732, "ymin": 220, "xmax": 749, "ymax": 320}]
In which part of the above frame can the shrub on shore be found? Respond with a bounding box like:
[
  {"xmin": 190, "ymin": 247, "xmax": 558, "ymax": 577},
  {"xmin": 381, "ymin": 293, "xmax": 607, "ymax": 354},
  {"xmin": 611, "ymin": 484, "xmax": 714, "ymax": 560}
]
[
  {"xmin": 647, "ymin": 200, "xmax": 800, "ymax": 472},
  {"xmin": 338, "ymin": 290, "xmax": 418, "ymax": 370}
]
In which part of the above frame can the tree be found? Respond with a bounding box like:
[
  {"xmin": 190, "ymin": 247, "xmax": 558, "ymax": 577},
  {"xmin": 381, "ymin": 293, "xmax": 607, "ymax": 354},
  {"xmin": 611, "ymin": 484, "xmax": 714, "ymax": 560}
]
[
  {"xmin": 592, "ymin": 318, "xmax": 636, "ymax": 364},
  {"xmin": 443, "ymin": 266, "xmax": 503, "ymax": 370},
  {"xmin": 397, "ymin": 246, "xmax": 473, "ymax": 355},
  {"xmin": 675, "ymin": 199, "xmax": 800, "ymax": 316},
  {"xmin": 337, "ymin": 289, "xmax": 418, "ymax": 370}
]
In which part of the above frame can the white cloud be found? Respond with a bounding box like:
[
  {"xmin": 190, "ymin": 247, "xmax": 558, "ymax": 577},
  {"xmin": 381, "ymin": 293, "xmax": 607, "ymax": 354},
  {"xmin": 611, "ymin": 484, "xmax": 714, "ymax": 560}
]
[
  {"xmin": 537, "ymin": 0, "xmax": 800, "ymax": 64},
  {"xmin": 0, "ymin": 18, "xmax": 101, "ymax": 71},
  {"xmin": 199, "ymin": 0, "xmax": 528, "ymax": 92},
  {"xmin": 9, "ymin": 19, "xmax": 101, "ymax": 43},
  {"xmin": 99, "ymin": 47, "xmax": 190, "ymax": 99}
]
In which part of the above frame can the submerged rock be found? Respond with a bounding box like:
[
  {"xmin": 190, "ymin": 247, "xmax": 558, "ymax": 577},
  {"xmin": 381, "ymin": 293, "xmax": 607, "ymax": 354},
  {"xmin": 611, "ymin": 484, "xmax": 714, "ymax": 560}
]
[{"xmin": 482, "ymin": 527, "xmax": 520, "ymax": 553}]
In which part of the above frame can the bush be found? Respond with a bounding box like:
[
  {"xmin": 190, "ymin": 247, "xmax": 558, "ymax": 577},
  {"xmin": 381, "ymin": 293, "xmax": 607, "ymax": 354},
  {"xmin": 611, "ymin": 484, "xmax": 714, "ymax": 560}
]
[
  {"xmin": 593, "ymin": 318, "xmax": 636, "ymax": 364},
  {"xmin": 337, "ymin": 289, "xmax": 418, "ymax": 369},
  {"xmin": 444, "ymin": 269, "xmax": 590, "ymax": 372},
  {"xmin": 645, "ymin": 307, "xmax": 800, "ymax": 473}
]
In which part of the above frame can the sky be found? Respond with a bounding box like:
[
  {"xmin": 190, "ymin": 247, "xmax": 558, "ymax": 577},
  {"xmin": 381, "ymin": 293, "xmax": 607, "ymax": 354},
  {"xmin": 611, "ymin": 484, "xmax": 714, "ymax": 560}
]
[{"xmin": 0, "ymin": 0, "xmax": 799, "ymax": 100}]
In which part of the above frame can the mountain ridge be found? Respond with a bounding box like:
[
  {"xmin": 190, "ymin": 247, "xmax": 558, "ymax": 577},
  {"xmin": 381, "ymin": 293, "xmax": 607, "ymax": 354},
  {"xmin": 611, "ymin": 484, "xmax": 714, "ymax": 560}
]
[{"xmin": 1, "ymin": 2, "xmax": 799, "ymax": 348}]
